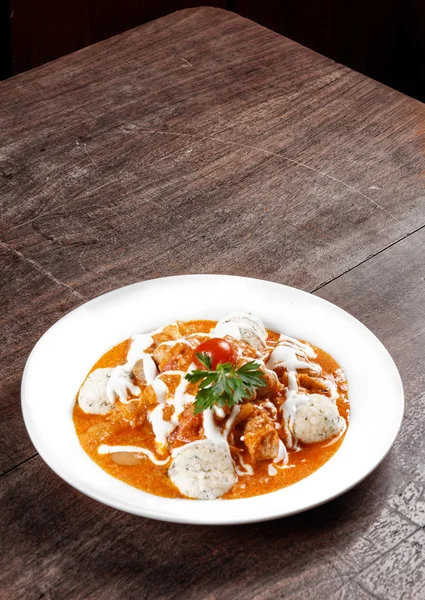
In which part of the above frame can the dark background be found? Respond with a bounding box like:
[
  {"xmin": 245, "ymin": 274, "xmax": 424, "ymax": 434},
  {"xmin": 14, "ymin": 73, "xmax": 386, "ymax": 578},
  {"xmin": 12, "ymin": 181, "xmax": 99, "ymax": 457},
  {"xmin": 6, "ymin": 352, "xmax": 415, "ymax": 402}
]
[{"xmin": 1, "ymin": 0, "xmax": 424, "ymax": 102}]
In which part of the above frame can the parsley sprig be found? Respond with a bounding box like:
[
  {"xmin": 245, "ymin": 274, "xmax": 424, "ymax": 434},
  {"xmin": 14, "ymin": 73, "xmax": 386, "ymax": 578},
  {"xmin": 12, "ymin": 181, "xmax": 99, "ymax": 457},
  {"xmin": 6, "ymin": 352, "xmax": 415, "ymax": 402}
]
[{"xmin": 185, "ymin": 352, "xmax": 267, "ymax": 414}]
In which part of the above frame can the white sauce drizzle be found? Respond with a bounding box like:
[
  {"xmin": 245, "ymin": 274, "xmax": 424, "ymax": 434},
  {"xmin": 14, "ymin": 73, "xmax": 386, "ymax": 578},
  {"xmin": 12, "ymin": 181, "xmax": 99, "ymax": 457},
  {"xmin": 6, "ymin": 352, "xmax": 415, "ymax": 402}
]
[
  {"xmin": 98, "ymin": 444, "xmax": 170, "ymax": 465},
  {"xmin": 156, "ymin": 338, "xmax": 194, "ymax": 349},
  {"xmin": 214, "ymin": 406, "xmax": 226, "ymax": 419},
  {"xmin": 322, "ymin": 377, "xmax": 339, "ymax": 401},
  {"xmin": 274, "ymin": 439, "xmax": 289, "ymax": 465},
  {"xmin": 186, "ymin": 332, "xmax": 211, "ymax": 340},
  {"xmin": 106, "ymin": 365, "xmax": 140, "ymax": 404},
  {"xmin": 106, "ymin": 334, "xmax": 158, "ymax": 404},
  {"xmin": 98, "ymin": 316, "xmax": 345, "ymax": 485},
  {"xmin": 235, "ymin": 453, "xmax": 254, "ymax": 476},
  {"xmin": 212, "ymin": 321, "xmax": 242, "ymax": 339},
  {"xmin": 203, "ymin": 408, "xmax": 226, "ymax": 446},
  {"xmin": 151, "ymin": 378, "xmax": 168, "ymax": 404},
  {"xmin": 147, "ymin": 365, "xmax": 197, "ymax": 446},
  {"xmin": 223, "ymin": 406, "xmax": 241, "ymax": 439},
  {"xmin": 148, "ymin": 379, "xmax": 172, "ymax": 446},
  {"xmin": 170, "ymin": 406, "xmax": 240, "ymax": 462},
  {"xmin": 170, "ymin": 364, "xmax": 196, "ymax": 425},
  {"xmin": 149, "ymin": 405, "xmax": 175, "ymax": 447},
  {"xmin": 261, "ymin": 400, "xmax": 277, "ymax": 415},
  {"xmin": 278, "ymin": 334, "xmax": 317, "ymax": 358},
  {"xmin": 158, "ymin": 370, "xmax": 186, "ymax": 377},
  {"xmin": 202, "ymin": 405, "xmax": 240, "ymax": 447},
  {"xmin": 213, "ymin": 314, "xmax": 268, "ymax": 350},
  {"xmin": 266, "ymin": 340, "xmax": 322, "ymax": 448}
]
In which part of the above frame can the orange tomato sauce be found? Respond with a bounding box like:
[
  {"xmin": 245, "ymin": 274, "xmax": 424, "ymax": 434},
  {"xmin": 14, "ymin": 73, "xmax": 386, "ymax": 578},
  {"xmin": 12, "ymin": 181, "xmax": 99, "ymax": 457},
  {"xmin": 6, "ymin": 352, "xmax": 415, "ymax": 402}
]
[{"xmin": 73, "ymin": 320, "xmax": 349, "ymax": 499}]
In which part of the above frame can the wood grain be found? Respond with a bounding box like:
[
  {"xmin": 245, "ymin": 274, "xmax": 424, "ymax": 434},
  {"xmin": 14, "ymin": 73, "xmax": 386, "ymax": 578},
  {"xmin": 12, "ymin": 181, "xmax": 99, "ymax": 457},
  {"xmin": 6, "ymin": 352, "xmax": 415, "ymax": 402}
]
[
  {"xmin": 0, "ymin": 246, "xmax": 82, "ymax": 474},
  {"xmin": 0, "ymin": 456, "xmax": 419, "ymax": 599},
  {"xmin": 1, "ymin": 10, "xmax": 423, "ymax": 298},
  {"xmin": 1, "ymin": 7, "xmax": 424, "ymax": 600},
  {"xmin": 317, "ymin": 226, "xmax": 425, "ymax": 529}
]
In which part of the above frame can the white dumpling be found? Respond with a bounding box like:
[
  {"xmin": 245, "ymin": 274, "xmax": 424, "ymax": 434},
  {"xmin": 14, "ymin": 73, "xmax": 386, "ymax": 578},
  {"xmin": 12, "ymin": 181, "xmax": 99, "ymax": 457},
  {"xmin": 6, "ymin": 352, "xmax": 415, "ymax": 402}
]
[
  {"xmin": 214, "ymin": 313, "xmax": 267, "ymax": 349},
  {"xmin": 78, "ymin": 368, "xmax": 115, "ymax": 415},
  {"xmin": 292, "ymin": 394, "xmax": 344, "ymax": 443},
  {"xmin": 168, "ymin": 440, "xmax": 237, "ymax": 500}
]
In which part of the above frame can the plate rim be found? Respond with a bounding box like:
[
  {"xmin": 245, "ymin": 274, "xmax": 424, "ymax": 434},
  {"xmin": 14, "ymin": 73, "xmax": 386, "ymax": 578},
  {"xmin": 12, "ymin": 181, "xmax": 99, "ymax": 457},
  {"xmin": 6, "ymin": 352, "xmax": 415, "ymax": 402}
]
[{"xmin": 21, "ymin": 273, "xmax": 404, "ymax": 524}]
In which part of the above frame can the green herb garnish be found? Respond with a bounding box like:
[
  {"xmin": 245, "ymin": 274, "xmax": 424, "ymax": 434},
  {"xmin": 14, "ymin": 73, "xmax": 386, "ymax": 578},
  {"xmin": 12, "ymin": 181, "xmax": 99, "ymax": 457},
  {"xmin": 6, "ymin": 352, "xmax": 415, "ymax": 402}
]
[{"xmin": 185, "ymin": 353, "xmax": 267, "ymax": 414}]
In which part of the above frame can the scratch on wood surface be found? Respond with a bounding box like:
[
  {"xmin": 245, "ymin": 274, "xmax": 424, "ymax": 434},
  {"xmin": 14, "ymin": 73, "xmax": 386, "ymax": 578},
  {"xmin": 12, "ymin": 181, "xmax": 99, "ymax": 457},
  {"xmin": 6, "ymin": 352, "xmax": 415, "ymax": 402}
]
[
  {"xmin": 77, "ymin": 250, "xmax": 88, "ymax": 273},
  {"xmin": 73, "ymin": 179, "xmax": 119, "ymax": 201},
  {"xmin": 72, "ymin": 141, "xmax": 98, "ymax": 168},
  {"xmin": 311, "ymin": 221, "xmax": 425, "ymax": 293},
  {"xmin": 82, "ymin": 144, "xmax": 98, "ymax": 168},
  {"xmin": 10, "ymin": 206, "xmax": 49, "ymax": 231},
  {"xmin": 181, "ymin": 58, "xmax": 193, "ymax": 67},
  {"xmin": 132, "ymin": 126, "xmax": 402, "ymax": 225},
  {"xmin": 0, "ymin": 240, "xmax": 86, "ymax": 301}
]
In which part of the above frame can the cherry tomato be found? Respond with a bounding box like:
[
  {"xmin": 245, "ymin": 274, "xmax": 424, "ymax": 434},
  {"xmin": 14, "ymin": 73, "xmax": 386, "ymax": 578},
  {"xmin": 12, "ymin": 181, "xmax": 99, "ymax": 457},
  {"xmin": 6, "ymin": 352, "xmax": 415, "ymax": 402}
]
[{"xmin": 194, "ymin": 338, "xmax": 238, "ymax": 369}]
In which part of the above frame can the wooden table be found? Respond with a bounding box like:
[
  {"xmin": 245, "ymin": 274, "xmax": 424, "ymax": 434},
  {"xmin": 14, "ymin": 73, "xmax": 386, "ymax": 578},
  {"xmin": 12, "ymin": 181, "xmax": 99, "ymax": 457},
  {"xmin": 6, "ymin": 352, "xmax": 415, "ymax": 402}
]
[{"xmin": 1, "ymin": 7, "xmax": 424, "ymax": 599}]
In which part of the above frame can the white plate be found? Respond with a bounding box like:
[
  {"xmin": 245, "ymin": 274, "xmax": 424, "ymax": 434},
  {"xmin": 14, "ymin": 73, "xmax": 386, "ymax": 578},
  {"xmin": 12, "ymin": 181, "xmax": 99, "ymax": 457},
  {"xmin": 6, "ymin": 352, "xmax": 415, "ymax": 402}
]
[{"xmin": 22, "ymin": 275, "xmax": 404, "ymax": 524}]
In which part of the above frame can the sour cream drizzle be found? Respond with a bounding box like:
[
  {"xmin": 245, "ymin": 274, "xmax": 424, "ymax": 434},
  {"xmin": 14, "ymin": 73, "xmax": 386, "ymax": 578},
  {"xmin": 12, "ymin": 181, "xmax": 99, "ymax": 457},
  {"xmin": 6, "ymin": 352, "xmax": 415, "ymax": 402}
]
[
  {"xmin": 106, "ymin": 334, "xmax": 158, "ymax": 404},
  {"xmin": 170, "ymin": 364, "xmax": 196, "ymax": 425},
  {"xmin": 156, "ymin": 339, "xmax": 194, "ymax": 349},
  {"xmin": 147, "ymin": 365, "xmax": 197, "ymax": 447},
  {"xmin": 199, "ymin": 405, "xmax": 259, "ymax": 478},
  {"xmin": 148, "ymin": 379, "xmax": 172, "ymax": 446},
  {"xmin": 235, "ymin": 453, "xmax": 254, "ymax": 476},
  {"xmin": 100, "ymin": 318, "xmax": 340, "ymax": 480},
  {"xmin": 202, "ymin": 405, "xmax": 240, "ymax": 448},
  {"xmin": 98, "ymin": 444, "xmax": 170, "ymax": 465},
  {"xmin": 274, "ymin": 439, "xmax": 289, "ymax": 465},
  {"xmin": 266, "ymin": 338, "xmax": 322, "ymax": 448}
]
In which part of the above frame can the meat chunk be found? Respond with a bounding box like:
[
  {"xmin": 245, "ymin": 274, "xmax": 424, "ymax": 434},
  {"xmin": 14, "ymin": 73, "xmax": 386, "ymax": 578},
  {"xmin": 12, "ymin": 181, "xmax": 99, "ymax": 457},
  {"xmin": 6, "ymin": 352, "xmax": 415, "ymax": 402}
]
[
  {"xmin": 232, "ymin": 339, "xmax": 258, "ymax": 361},
  {"xmin": 132, "ymin": 359, "xmax": 146, "ymax": 386},
  {"xmin": 140, "ymin": 385, "xmax": 158, "ymax": 407},
  {"xmin": 298, "ymin": 373, "xmax": 330, "ymax": 395},
  {"xmin": 107, "ymin": 399, "xmax": 147, "ymax": 428},
  {"xmin": 243, "ymin": 413, "xmax": 279, "ymax": 462},
  {"xmin": 167, "ymin": 404, "xmax": 203, "ymax": 449},
  {"xmin": 233, "ymin": 402, "xmax": 255, "ymax": 427},
  {"xmin": 153, "ymin": 342, "xmax": 193, "ymax": 372},
  {"xmin": 153, "ymin": 323, "xmax": 181, "ymax": 345},
  {"xmin": 256, "ymin": 367, "xmax": 281, "ymax": 398}
]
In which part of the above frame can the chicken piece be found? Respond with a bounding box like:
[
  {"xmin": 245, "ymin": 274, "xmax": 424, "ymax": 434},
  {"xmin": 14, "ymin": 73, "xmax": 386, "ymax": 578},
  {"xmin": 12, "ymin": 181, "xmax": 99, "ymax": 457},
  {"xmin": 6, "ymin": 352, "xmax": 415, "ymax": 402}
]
[
  {"xmin": 81, "ymin": 422, "xmax": 115, "ymax": 448},
  {"xmin": 167, "ymin": 404, "xmax": 203, "ymax": 449},
  {"xmin": 153, "ymin": 323, "xmax": 181, "ymax": 345},
  {"xmin": 233, "ymin": 403, "xmax": 255, "ymax": 427},
  {"xmin": 153, "ymin": 342, "xmax": 193, "ymax": 372},
  {"xmin": 140, "ymin": 385, "xmax": 158, "ymax": 407},
  {"xmin": 243, "ymin": 413, "xmax": 279, "ymax": 462},
  {"xmin": 132, "ymin": 359, "xmax": 146, "ymax": 386},
  {"xmin": 107, "ymin": 399, "xmax": 147, "ymax": 428},
  {"xmin": 232, "ymin": 338, "xmax": 259, "ymax": 361},
  {"xmin": 214, "ymin": 313, "xmax": 267, "ymax": 349},
  {"xmin": 152, "ymin": 344, "xmax": 172, "ymax": 371},
  {"xmin": 298, "ymin": 373, "xmax": 330, "ymax": 395},
  {"xmin": 256, "ymin": 367, "xmax": 281, "ymax": 398},
  {"xmin": 274, "ymin": 366, "xmax": 288, "ymax": 388}
]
